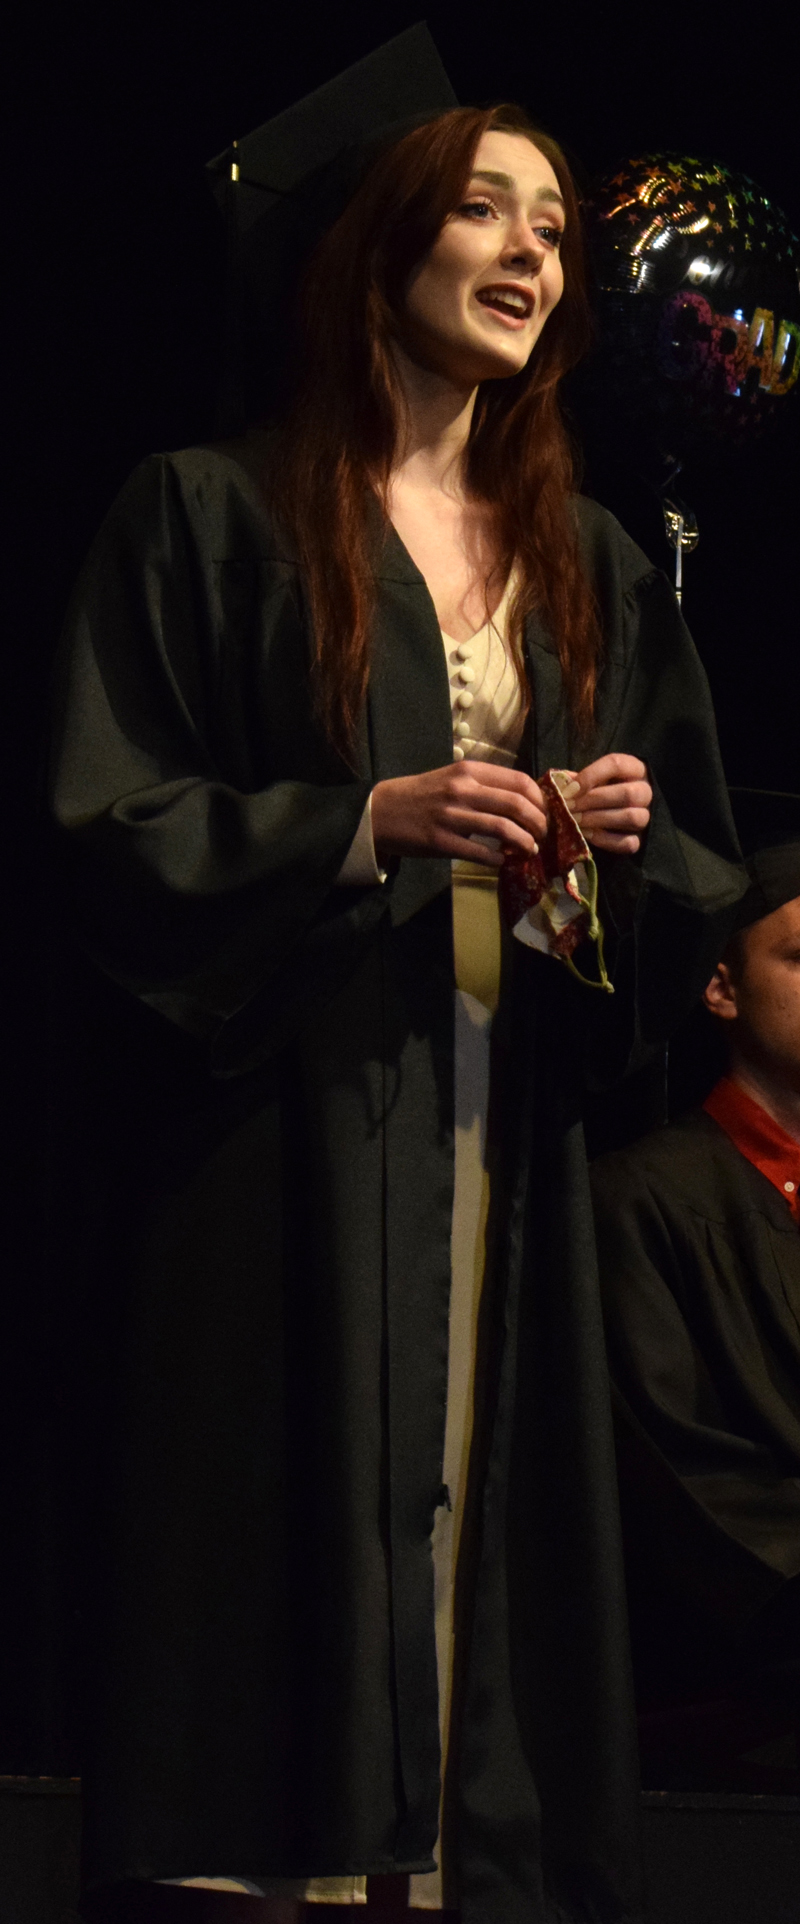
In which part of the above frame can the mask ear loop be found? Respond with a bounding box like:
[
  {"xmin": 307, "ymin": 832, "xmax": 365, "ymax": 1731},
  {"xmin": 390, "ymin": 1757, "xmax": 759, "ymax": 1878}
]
[{"xmin": 560, "ymin": 856, "xmax": 614, "ymax": 993}]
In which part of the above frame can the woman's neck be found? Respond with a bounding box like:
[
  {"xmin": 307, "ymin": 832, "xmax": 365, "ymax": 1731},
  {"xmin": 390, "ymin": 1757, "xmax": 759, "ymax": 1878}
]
[
  {"xmin": 384, "ymin": 346, "xmax": 503, "ymax": 641},
  {"xmin": 390, "ymin": 341, "xmax": 477, "ymax": 499}
]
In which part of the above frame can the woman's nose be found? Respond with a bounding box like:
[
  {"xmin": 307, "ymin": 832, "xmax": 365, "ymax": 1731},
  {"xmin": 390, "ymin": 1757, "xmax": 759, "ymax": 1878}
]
[{"xmin": 501, "ymin": 226, "xmax": 545, "ymax": 273}]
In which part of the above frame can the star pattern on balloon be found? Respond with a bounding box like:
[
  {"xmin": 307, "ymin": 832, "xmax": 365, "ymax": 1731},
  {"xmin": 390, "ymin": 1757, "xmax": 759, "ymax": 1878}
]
[{"xmin": 582, "ymin": 151, "xmax": 800, "ymax": 446}]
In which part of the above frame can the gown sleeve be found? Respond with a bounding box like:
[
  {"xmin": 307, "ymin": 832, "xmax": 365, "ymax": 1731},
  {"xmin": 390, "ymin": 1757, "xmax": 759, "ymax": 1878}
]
[
  {"xmin": 591, "ymin": 1135, "xmax": 800, "ymax": 1604},
  {"xmin": 48, "ymin": 451, "xmax": 386, "ymax": 1074},
  {"xmin": 578, "ymin": 512, "xmax": 747, "ymax": 1062},
  {"xmin": 591, "ymin": 1149, "xmax": 735, "ymax": 1459}
]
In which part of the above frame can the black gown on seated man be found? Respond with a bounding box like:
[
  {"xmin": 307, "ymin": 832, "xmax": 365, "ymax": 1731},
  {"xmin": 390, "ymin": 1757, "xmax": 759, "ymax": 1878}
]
[
  {"xmin": 49, "ymin": 437, "xmax": 744, "ymax": 1924},
  {"xmin": 592, "ymin": 1110, "xmax": 800, "ymax": 1701}
]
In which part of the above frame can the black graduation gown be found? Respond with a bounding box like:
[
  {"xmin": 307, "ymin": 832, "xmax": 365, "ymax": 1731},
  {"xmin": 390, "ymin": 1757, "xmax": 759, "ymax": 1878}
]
[
  {"xmin": 591, "ymin": 1111, "xmax": 800, "ymax": 1652},
  {"xmin": 49, "ymin": 440, "xmax": 744, "ymax": 1924}
]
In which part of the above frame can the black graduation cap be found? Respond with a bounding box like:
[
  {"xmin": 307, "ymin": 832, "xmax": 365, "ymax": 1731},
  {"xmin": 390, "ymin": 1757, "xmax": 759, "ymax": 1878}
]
[
  {"xmin": 206, "ymin": 24, "xmax": 457, "ymax": 428},
  {"xmin": 729, "ymin": 788, "xmax": 800, "ymax": 926}
]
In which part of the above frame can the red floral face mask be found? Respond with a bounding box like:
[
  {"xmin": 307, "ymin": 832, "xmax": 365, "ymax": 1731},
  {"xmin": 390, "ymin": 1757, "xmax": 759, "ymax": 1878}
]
[{"xmin": 499, "ymin": 770, "xmax": 613, "ymax": 993}]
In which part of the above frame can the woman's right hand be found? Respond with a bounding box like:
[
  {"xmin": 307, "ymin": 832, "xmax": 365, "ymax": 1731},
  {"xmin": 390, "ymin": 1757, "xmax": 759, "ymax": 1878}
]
[{"xmin": 370, "ymin": 762, "xmax": 548, "ymax": 868}]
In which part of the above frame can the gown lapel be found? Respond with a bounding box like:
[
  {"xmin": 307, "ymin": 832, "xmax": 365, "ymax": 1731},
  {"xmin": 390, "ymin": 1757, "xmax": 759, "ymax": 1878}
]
[{"xmin": 368, "ymin": 521, "xmax": 454, "ymax": 928}]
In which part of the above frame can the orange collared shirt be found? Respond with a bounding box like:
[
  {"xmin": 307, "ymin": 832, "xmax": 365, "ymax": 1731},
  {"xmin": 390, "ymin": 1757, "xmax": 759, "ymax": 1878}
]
[{"xmin": 703, "ymin": 1076, "xmax": 800, "ymax": 1224}]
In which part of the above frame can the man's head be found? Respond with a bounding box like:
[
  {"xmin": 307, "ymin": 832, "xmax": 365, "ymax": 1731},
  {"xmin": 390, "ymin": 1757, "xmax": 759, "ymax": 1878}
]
[
  {"xmin": 703, "ymin": 793, "xmax": 800, "ymax": 1096},
  {"xmin": 704, "ymin": 893, "xmax": 800, "ymax": 1093}
]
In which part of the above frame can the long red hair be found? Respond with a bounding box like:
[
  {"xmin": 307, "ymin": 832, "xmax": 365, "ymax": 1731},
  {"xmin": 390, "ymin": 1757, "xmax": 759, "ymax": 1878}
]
[{"xmin": 266, "ymin": 105, "xmax": 601, "ymax": 761}]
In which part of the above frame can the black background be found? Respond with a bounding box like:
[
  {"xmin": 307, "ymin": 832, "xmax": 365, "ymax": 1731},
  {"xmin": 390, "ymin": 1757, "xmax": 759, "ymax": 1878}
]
[
  {"xmin": 5, "ymin": 0, "xmax": 799, "ymax": 1773},
  {"xmin": 11, "ymin": 0, "xmax": 799, "ymax": 789}
]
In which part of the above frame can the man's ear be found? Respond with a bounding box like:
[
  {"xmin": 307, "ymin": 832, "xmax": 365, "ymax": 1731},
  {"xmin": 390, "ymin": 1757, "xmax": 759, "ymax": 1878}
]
[{"xmin": 703, "ymin": 960, "xmax": 739, "ymax": 1023}]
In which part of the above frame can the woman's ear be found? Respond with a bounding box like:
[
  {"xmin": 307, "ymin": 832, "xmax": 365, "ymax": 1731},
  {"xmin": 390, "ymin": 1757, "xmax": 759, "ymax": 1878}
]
[{"xmin": 703, "ymin": 960, "xmax": 739, "ymax": 1023}]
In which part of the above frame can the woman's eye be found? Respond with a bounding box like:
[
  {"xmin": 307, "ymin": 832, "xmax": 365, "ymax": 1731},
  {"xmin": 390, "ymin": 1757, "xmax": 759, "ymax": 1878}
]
[
  {"xmin": 458, "ymin": 198, "xmax": 498, "ymax": 220},
  {"xmin": 456, "ymin": 201, "xmax": 564, "ymax": 247}
]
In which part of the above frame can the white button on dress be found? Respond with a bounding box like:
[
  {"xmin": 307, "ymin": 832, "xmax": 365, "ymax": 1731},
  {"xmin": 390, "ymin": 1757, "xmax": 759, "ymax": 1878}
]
[{"xmin": 442, "ymin": 573, "xmax": 525, "ymax": 770}]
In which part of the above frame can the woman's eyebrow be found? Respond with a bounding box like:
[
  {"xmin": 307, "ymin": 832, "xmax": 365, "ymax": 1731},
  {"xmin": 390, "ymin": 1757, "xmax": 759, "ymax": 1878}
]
[{"xmin": 470, "ymin": 169, "xmax": 565, "ymax": 211}]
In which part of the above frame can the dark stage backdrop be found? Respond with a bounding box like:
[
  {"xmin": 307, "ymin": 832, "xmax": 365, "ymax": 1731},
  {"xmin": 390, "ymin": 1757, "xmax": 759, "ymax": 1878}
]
[{"xmin": 5, "ymin": 0, "xmax": 799, "ymax": 1775}]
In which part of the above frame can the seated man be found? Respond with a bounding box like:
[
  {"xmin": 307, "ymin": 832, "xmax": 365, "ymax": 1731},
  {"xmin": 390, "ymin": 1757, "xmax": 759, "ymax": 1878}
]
[{"xmin": 591, "ymin": 792, "xmax": 800, "ymax": 1718}]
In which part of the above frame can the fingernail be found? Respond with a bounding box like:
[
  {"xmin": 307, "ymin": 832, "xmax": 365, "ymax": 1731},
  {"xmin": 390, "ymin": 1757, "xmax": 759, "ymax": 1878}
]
[{"xmin": 562, "ymin": 780, "xmax": 581, "ymax": 799}]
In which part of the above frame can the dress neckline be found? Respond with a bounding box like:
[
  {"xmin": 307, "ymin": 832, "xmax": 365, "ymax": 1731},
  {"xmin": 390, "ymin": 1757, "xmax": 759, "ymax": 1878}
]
[{"xmin": 439, "ymin": 573, "xmax": 515, "ymax": 649}]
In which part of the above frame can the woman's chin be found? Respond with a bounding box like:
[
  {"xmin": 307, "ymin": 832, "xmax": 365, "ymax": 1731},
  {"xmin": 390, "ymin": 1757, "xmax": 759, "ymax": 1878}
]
[
  {"xmin": 466, "ymin": 348, "xmax": 532, "ymax": 387},
  {"xmin": 465, "ymin": 326, "xmax": 536, "ymax": 383},
  {"xmin": 394, "ymin": 323, "xmax": 532, "ymax": 391},
  {"xmin": 480, "ymin": 352, "xmax": 531, "ymax": 382},
  {"xmin": 439, "ymin": 343, "xmax": 533, "ymax": 389}
]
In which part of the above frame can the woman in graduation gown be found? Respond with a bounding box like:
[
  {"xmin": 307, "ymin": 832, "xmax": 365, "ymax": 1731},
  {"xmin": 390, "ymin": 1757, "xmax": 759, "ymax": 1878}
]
[{"xmin": 50, "ymin": 46, "xmax": 745, "ymax": 1924}]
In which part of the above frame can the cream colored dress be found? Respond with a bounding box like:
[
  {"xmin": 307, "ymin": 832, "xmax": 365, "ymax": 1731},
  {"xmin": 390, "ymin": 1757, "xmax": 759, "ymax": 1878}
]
[
  {"xmin": 166, "ymin": 581, "xmax": 525, "ymax": 1908},
  {"xmin": 410, "ymin": 575, "xmax": 524, "ymax": 1911}
]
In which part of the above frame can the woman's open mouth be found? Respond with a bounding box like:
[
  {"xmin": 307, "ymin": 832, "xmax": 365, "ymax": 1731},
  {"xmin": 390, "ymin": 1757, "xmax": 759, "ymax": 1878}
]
[{"xmin": 475, "ymin": 284, "xmax": 535, "ymax": 328}]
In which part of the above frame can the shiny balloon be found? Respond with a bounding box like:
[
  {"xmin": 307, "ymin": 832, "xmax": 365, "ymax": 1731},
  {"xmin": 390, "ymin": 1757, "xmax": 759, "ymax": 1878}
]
[{"xmin": 582, "ymin": 155, "xmax": 800, "ymax": 449}]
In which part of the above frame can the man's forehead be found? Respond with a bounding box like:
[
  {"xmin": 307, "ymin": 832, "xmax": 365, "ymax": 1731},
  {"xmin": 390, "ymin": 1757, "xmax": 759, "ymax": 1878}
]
[
  {"xmin": 775, "ymin": 896, "xmax": 800, "ymax": 938},
  {"xmin": 753, "ymin": 894, "xmax": 800, "ymax": 949}
]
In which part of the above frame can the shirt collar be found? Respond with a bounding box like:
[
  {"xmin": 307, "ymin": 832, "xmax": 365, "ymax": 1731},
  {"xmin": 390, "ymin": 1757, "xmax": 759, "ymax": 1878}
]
[{"xmin": 703, "ymin": 1076, "xmax": 800, "ymax": 1222}]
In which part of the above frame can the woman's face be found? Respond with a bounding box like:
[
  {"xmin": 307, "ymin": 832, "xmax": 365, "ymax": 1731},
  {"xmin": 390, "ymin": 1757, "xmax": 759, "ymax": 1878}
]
[{"xmin": 401, "ymin": 129, "xmax": 566, "ymax": 388}]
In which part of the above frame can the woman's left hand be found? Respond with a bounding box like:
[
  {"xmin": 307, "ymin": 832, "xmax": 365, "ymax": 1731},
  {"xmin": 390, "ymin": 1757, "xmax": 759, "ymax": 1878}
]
[{"xmin": 568, "ymin": 753, "xmax": 652, "ymax": 856}]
